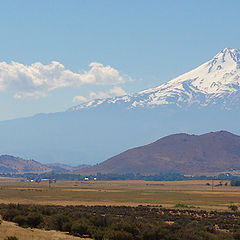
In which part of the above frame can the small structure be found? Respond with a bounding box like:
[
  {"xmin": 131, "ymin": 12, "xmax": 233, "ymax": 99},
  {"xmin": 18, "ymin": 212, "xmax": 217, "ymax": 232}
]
[{"xmin": 41, "ymin": 178, "xmax": 50, "ymax": 181}]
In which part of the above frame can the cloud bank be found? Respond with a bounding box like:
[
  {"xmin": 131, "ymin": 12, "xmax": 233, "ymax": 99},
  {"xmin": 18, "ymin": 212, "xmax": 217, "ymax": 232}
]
[
  {"xmin": 72, "ymin": 86, "xmax": 127, "ymax": 103},
  {"xmin": 0, "ymin": 61, "xmax": 125, "ymax": 98}
]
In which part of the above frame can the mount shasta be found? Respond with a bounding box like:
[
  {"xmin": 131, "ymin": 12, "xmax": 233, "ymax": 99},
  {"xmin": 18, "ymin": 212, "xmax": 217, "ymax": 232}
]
[
  {"xmin": 0, "ymin": 48, "xmax": 240, "ymax": 165},
  {"xmin": 70, "ymin": 48, "xmax": 240, "ymax": 111}
]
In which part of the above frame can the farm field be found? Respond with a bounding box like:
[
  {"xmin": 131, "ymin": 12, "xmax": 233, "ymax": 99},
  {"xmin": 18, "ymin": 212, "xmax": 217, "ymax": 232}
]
[{"xmin": 0, "ymin": 179, "xmax": 238, "ymax": 210}]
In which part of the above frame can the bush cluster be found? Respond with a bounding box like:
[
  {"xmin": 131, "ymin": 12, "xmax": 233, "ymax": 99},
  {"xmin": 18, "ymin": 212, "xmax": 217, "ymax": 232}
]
[{"xmin": 0, "ymin": 204, "xmax": 240, "ymax": 240}]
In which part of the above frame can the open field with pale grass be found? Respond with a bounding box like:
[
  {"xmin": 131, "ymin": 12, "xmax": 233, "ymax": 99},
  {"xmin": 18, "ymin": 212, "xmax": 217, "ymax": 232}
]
[
  {"xmin": 0, "ymin": 179, "xmax": 239, "ymax": 210},
  {"xmin": 0, "ymin": 220, "xmax": 89, "ymax": 240}
]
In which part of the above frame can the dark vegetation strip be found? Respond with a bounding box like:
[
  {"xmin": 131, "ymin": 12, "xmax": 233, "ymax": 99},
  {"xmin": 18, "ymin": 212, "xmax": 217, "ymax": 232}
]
[
  {"xmin": 1, "ymin": 172, "xmax": 240, "ymax": 182},
  {"xmin": 1, "ymin": 204, "xmax": 240, "ymax": 240}
]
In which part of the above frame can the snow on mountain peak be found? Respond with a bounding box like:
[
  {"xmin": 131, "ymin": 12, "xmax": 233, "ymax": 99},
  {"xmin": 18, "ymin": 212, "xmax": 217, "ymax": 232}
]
[
  {"xmin": 217, "ymin": 48, "xmax": 240, "ymax": 62},
  {"xmin": 165, "ymin": 47, "xmax": 240, "ymax": 93},
  {"xmin": 69, "ymin": 48, "xmax": 240, "ymax": 111}
]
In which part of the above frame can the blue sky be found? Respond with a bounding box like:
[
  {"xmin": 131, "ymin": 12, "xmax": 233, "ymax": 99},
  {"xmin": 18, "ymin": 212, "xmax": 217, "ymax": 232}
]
[{"xmin": 0, "ymin": 0, "xmax": 239, "ymax": 120}]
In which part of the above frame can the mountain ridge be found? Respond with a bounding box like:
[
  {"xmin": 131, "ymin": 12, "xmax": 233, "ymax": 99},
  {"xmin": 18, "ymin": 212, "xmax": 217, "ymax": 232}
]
[
  {"xmin": 0, "ymin": 155, "xmax": 51, "ymax": 174},
  {"xmin": 79, "ymin": 130, "xmax": 240, "ymax": 175}
]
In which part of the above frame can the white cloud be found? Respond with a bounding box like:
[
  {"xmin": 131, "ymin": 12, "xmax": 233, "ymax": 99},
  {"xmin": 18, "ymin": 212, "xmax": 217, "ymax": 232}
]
[
  {"xmin": 72, "ymin": 96, "xmax": 88, "ymax": 103},
  {"xmin": 89, "ymin": 91, "xmax": 110, "ymax": 100},
  {"xmin": 81, "ymin": 62, "xmax": 125, "ymax": 85},
  {"xmin": 108, "ymin": 86, "xmax": 126, "ymax": 96},
  {"xmin": 72, "ymin": 86, "xmax": 127, "ymax": 104},
  {"xmin": 0, "ymin": 61, "xmax": 126, "ymax": 98}
]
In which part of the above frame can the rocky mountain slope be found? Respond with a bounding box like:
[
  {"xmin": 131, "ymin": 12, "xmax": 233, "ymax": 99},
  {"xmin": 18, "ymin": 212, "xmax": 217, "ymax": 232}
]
[{"xmin": 80, "ymin": 131, "xmax": 240, "ymax": 175}]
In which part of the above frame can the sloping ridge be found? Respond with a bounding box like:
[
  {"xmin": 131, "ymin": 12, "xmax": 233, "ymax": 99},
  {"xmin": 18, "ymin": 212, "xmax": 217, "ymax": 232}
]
[
  {"xmin": 80, "ymin": 131, "xmax": 240, "ymax": 175},
  {"xmin": 0, "ymin": 155, "xmax": 51, "ymax": 174}
]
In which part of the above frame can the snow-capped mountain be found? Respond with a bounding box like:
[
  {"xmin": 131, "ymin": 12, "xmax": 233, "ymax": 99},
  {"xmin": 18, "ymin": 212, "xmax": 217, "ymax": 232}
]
[
  {"xmin": 0, "ymin": 48, "xmax": 239, "ymax": 166},
  {"xmin": 70, "ymin": 48, "xmax": 240, "ymax": 111}
]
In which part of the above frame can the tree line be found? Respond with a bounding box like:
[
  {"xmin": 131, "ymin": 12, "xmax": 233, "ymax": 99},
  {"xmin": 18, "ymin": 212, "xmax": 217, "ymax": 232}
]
[{"xmin": 0, "ymin": 172, "xmax": 239, "ymax": 182}]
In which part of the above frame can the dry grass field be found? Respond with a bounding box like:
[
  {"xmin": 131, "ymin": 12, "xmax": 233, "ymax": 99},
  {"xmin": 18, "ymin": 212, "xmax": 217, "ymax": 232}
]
[
  {"xmin": 0, "ymin": 178, "xmax": 238, "ymax": 210},
  {"xmin": 0, "ymin": 220, "xmax": 89, "ymax": 240},
  {"xmin": 0, "ymin": 178, "xmax": 239, "ymax": 239}
]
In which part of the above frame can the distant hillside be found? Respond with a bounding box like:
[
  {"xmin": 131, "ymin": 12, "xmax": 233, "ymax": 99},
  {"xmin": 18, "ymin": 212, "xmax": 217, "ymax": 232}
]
[
  {"xmin": 79, "ymin": 131, "xmax": 240, "ymax": 175},
  {"xmin": 0, "ymin": 155, "xmax": 51, "ymax": 174},
  {"xmin": 46, "ymin": 163, "xmax": 90, "ymax": 172}
]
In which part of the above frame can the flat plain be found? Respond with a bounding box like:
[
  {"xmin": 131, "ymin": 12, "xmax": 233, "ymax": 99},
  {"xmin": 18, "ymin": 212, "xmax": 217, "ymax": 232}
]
[{"xmin": 0, "ymin": 178, "xmax": 239, "ymax": 210}]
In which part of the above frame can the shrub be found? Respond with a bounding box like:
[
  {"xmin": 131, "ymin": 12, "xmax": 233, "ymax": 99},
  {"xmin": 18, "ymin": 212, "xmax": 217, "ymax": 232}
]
[
  {"xmin": 62, "ymin": 221, "xmax": 72, "ymax": 232},
  {"xmin": 4, "ymin": 237, "xmax": 19, "ymax": 240},
  {"xmin": 233, "ymin": 231, "xmax": 240, "ymax": 240},
  {"xmin": 106, "ymin": 230, "xmax": 134, "ymax": 240},
  {"xmin": 71, "ymin": 222, "xmax": 89, "ymax": 237},
  {"xmin": 92, "ymin": 228, "xmax": 104, "ymax": 240},
  {"xmin": 174, "ymin": 203, "xmax": 189, "ymax": 208},
  {"xmin": 12, "ymin": 215, "xmax": 27, "ymax": 227},
  {"xmin": 112, "ymin": 219, "xmax": 139, "ymax": 236},
  {"xmin": 90, "ymin": 214, "xmax": 109, "ymax": 227},
  {"xmin": 142, "ymin": 231, "xmax": 156, "ymax": 240},
  {"xmin": 26, "ymin": 213, "xmax": 43, "ymax": 228},
  {"xmin": 2, "ymin": 209, "xmax": 20, "ymax": 221},
  {"xmin": 49, "ymin": 214, "xmax": 69, "ymax": 231},
  {"xmin": 228, "ymin": 204, "xmax": 238, "ymax": 211}
]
